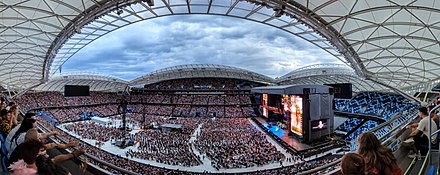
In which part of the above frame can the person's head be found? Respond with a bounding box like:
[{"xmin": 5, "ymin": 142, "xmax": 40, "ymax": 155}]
[
  {"xmin": 358, "ymin": 132, "xmax": 381, "ymax": 152},
  {"xmin": 358, "ymin": 132, "xmax": 396, "ymax": 174},
  {"xmin": 0, "ymin": 98, "xmax": 5, "ymax": 109},
  {"xmin": 25, "ymin": 128, "xmax": 39, "ymax": 142},
  {"xmin": 20, "ymin": 140, "xmax": 45, "ymax": 165},
  {"xmin": 24, "ymin": 112, "xmax": 36, "ymax": 120},
  {"xmin": 5, "ymin": 110, "xmax": 13, "ymax": 121},
  {"xmin": 8, "ymin": 101, "xmax": 15, "ymax": 107},
  {"xmin": 341, "ymin": 153, "xmax": 365, "ymax": 175},
  {"xmin": 12, "ymin": 117, "xmax": 36, "ymax": 141},
  {"xmin": 36, "ymin": 155, "xmax": 70, "ymax": 175},
  {"xmin": 419, "ymin": 107, "xmax": 429, "ymax": 118},
  {"xmin": 0, "ymin": 109, "xmax": 7, "ymax": 119},
  {"xmin": 10, "ymin": 104, "xmax": 18, "ymax": 115}
]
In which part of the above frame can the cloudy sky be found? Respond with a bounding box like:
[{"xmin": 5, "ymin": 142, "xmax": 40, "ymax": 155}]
[{"xmin": 62, "ymin": 15, "xmax": 342, "ymax": 81}]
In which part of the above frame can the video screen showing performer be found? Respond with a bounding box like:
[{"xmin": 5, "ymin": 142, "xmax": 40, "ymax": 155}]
[
  {"xmin": 282, "ymin": 95, "xmax": 303, "ymax": 136},
  {"xmin": 311, "ymin": 119, "xmax": 328, "ymax": 130},
  {"xmin": 290, "ymin": 96, "xmax": 303, "ymax": 136}
]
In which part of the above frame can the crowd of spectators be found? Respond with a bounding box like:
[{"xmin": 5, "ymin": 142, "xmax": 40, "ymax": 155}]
[
  {"xmin": 224, "ymin": 107, "xmax": 243, "ymax": 118},
  {"xmin": 38, "ymin": 105, "xmax": 118, "ymax": 124},
  {"xmin": 64, "ymin": 121, "xmax": 125, "ymax": 142},
  {"xmin": 1, "ymin": 83, "xmax": 416, "ymax": 175},
  {"xmin": 207, "ymin": 106, "xmax": 225, "ymax": 117},
  {"xmin": 195, "ymin": 118, "xmax": 285, "ymax": 169},
  {"xmin": 16, "ymin": 92, "xmax": 119, "ymax": 111},
  {"xmin": 15, "ymin": 90, "xmax": 254, "ymax": 120},
  {"xmin": 63, "ymin": 115, "xmax": 206, "ymax": 166},
  {"xmin": 126, "ymin": 104, "xmax": 251, "ymax": 118},
  {"xmin": 129, "ymin": 94, "xmax": 251, "ymax": 106},
  {"xmin": 36, "ymin": 117, "xmax": 173, "ymax": 174},
  {"xmin": 174, "ymin": 106, "xmax": 192, "ymax": 116},
  {"xmin": 28, "ymin": 104, "xmax": 341, "ymax": 174},
  {"xmin": 142, "ymin": 78, "xmax": 254, "ymax": 90},
  {"xmin": 127, "ymin": 128, "xmax": 201, "ymax": 166},
  {"xmin": 51, "ymin": 117, "xmax": 313, "ymax": 174}
]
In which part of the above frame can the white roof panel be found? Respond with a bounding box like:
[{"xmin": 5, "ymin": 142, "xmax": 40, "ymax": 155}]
[{"xmin": 1, "ymin": 0, "xmax": 439, "ymax": 94}]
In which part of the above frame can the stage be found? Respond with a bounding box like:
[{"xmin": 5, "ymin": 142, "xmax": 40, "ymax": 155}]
[{"xmin": 254, "ymin": 117, "xmax": 311, "ymax": 151}]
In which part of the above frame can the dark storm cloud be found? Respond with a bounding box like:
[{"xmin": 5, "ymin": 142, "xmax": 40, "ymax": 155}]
[{"xmin": 62, "ymin": 15, "xmax": 341, "ymax": 80}]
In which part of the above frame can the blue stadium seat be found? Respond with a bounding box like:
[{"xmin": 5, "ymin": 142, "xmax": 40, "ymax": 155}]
[
  {"xmin": 427, "ymin": 165, "xmax": 435, "ymax": 175},
  {"xmin": 0, "ymin": 135, "xmax": 8, "ymax": 172},
  {"xmin": 0, "ymin": 135, "xmax": 6, "ymax": 155},
  {"xmin": 1, "ymin": 156, "xmax": 8, "ymax": 172}
]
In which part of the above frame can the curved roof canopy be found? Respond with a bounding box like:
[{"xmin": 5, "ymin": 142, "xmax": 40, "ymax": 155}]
[
  {"xmin": 0, "ymin": 0, "xmax": 341, "ymax": 90},
  {"xmin": 130, "ymin": 64, "xmax": 275, "ymax": 85},
  {"xmin": 284, "ymin": 0, "xmax": 440, "ymax": 88},
  {"xmin": 277, "ymin": 64, "xmax": 387, "ymax": 92},
  {"xmin": 1, "ymin": 0, "xmax": 440, "ymax": 93},
  {"xmin": 0, "ymin": 0, "xmax": 101, "ymax": 90},
  {"xmin": 34, "ymin": 72, "xmax": 128, "ymax": 92}
]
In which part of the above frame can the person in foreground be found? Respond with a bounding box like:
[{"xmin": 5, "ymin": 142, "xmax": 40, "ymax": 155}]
[
  {"xmin": 340, "ymin": 153, "xmax": 365, "ymax": 175},
  {"xmin": 404, "ymin": 107, "xmax": 437, "ymax": 157},
  {"xmin": 358, "ymin": 132, "xmax": 402, "ymax": 175}
]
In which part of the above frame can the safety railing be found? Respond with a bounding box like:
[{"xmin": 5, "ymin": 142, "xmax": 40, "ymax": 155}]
[
  {"xmin": 419, "ymin": 153, "xmax": 430, "ymax": 175},
  {"xmin": 428, "ymin": 104, "xmax": 440, "ymax": 165}
]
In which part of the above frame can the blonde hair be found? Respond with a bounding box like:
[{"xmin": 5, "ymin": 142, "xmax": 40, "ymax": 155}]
[{"xmin": 25, "ymin": 128, "xmax": 39, "ymax": 142}]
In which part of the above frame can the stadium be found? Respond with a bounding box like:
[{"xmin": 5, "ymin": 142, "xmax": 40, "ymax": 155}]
[{"xmin": 0, "ymin": 0, "xmax": 439, "ymax": 175}]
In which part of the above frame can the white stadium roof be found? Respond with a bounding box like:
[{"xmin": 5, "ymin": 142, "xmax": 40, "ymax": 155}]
[
  {"xmin": 130, "ymin": 64, "xmax": 275, "ymax": 85},
  {"xmin": 34, "ymin": 72, "xmax": 128, "ymax": 92},
  {"xmin": 276, "ymin": 64, "xmax": 388, "ymax": 93},
  {"xmin": 1, "ymin": 0, "xmax": 439, "ymax": 99}
]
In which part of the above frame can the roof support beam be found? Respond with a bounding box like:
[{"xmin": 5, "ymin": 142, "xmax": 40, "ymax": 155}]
[{"xmin": 11, "ymin": 81, "xmax": 44, "ymax": 99}]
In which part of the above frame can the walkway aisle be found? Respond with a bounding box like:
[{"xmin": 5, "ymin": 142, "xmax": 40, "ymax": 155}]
[{"xmin": 189, "ymin": 123, "xmax": 217, "ymax": 172}]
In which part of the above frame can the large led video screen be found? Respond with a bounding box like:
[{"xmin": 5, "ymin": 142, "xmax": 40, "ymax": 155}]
[
  {"xmin": 64, "ymin": 85, "xmax": 90, "ymax": 97},
  {"xmin": 282, "ymin": 95, "xmax": 303, "ymax": 136},
  {"xmin": 262, "ymin": 94, "xmax": 268, "ymax": 117}
]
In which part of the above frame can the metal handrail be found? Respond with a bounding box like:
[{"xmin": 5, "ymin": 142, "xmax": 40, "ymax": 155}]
[
  {"xmin": 298, "ymin": 158, "xmax": 342, "ymax": 175},
  {"xmin": 428, "ymin": 104, "xmax": 440, "ymax": 165},
  {"xmin": 431, "ymin": 129, "xmax": 440, "ymax": 137},
  {"xmin": 419, "ymin": 153, "xmax": 430, "ymax": 175},
  {"xmin": 404, "ymin": 157, "xmax": 417, "ymax": 175},
  {"xmin": 370, "ymin": 113, "xmax": 399, "ymax": 133}
]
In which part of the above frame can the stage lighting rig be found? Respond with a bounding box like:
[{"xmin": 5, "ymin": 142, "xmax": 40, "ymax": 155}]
[
  {"xmin": 273, "ymin": 1, "xmax": 286, "ymax": 17},
  {"xmin": 74, "ymin": 26, "xmax": 81, "ymax": 34},
  {"xmin": 117, "ymin": 9, "xmax": 124, "ymax": 15},
  {"xmin": 146, "ymin": 0, "xmax": 154, "ymax": 6},
  {"xmin": 116, "ymin": 3, "xmax": 123, "ymax": 15}
]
